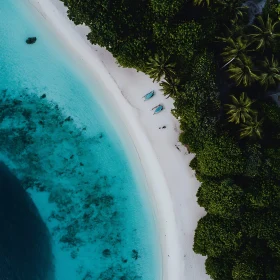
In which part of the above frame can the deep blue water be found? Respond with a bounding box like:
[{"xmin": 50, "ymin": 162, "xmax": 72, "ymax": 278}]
[
  {"xmin": 0, "ymin": 162, "xmax": 54, "ymax": 280},
  {"xmin": 0, "ymin": 1, "xmax": 160, "ymax": 279}
]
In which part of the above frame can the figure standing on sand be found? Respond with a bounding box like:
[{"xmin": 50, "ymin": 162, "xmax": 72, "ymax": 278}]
[{"xmin": 175, "ymin": 144, "xmax": 181, "ymax": 151}]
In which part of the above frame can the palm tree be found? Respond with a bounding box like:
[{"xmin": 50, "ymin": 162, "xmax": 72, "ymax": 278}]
[
  {"xmin": 220, "ymin": 36, "xmax": 250, "ymax": 69},
  {"xmin": 228, "ymin": 55, "xmax": 259, "ymax": 87},
  {"xmin": 225, "ymin": 92, "xmax": 256, "ymax": 124},
  {"xmin": 193, "ymin": 0, "xmax": 210, "ymax": 6},
  {"xmin": 230, "ymin": 5, "xmax": 248, "ymax": 25},
  {"xmin": 240, "ymin": 115, "xmax": 263, "ymax": 139},
  {"xmin": 249, "ymin": 15, "xmax": 280, "ymax": 51},
  {"xmin": 259, "ymin": 55, "xmax": 280, "ymax": 89},
  {"xmin": 160, "ymin": 77, "xmax": 181, "ymax": 99},
  {"xmin": 146, "ymin": 52, "xmax": 176, "ymax": 83}
]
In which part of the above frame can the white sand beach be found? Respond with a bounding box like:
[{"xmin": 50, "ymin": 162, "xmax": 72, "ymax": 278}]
[{"xmin": 26, "ymin": 0, "xmax": 210, "ymax": 279}]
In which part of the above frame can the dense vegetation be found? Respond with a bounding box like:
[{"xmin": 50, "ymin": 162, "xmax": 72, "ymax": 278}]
[{"xmin": 60, "ymin": 0, "xmax": 280, "ymax": 278}]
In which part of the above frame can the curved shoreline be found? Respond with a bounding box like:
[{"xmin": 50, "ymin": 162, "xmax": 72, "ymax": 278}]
[{"xmin": 26, "ymin": 0, "xmax": 209, "ymax": 279}]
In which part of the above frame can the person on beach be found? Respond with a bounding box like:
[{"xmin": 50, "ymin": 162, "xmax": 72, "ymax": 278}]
[{"xmin": 175, "ymin": 144, "xmax": 181, "ymax": 151}]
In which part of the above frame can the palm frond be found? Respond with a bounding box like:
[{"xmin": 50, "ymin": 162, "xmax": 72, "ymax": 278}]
[
  {"xmin": 228, "ymin": 56, "xmax": 259, "ymax": 87},
  {"xmin": 249, "ymin": 15, "xmax": 280, "ymax": 51},
  {"xmin": 225, "ymin": 92, "xmax": 256, "ymax": 124},
  {"xmin": 240, "ymin": 115, "xmax": 263, "ymax": 139},
  {"xmin": 146, "ymin": 52, "xmax": 176, "ymax": 82},
  {"xmin": 160, "ymin": 77, "xmax": 181, "ymax": 98}
]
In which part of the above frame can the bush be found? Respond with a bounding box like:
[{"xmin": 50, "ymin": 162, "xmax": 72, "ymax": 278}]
[
  {"xmin": 197, "ymin": 179, "xmax": 244, "ymax": 218},
  {"xmin": 193, "ymin": 214, "xmax": 242, "ymax": 257},
  {"xmin": 241, "ymin": 210, "xmax": 280, "ymax": 240},
  {"xmin": 152, "ymin": 21, "xmax": 202, "ymax": 59},
  {"xmin": 150, "ymin": 0, "xmax": 185, "ymax": 18},
  {"xmin": 205, "ymin": 257, "xmax": 233, "ymax": 280},
  {"xmin": 246, "ymin": 178, "xmax": 280, "ymax": 209},
  {"xmin": 196, "ymin": 134, "xmax": 244, "ymax": 178},
  {"xmin": 242, "ymin": 144, "xmax": 263, "ymax": 177}
]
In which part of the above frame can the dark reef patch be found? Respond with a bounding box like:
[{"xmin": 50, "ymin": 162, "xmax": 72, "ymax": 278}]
[
  {"xmin": 26, "ymin": 37, "xmax": 37, "ymax": 44},
  {"xmin": 0, "ymin": 88, "xmax": 142, "ymax": 279}
]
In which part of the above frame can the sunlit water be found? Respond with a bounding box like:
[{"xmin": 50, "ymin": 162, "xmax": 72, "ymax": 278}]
[{"xmin": 0, "ymin": 1, "xmax": 160, "ymax": 279}]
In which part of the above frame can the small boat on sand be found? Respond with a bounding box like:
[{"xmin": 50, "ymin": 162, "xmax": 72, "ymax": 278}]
[
  {"xmin": 152, "ymin": 104, "xmax": 164, "ymax": 115},
  {"xmin": 143, "ymin": 90, "xmax": 155, "ymax": 101}
]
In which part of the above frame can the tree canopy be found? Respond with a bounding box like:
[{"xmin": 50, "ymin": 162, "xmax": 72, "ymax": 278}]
[{"xmin": 60, "ymin": 0, "xmax": 280, "ymax": 278}]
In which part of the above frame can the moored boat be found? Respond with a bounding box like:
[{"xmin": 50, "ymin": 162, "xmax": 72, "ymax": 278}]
[
  {"xmin": 143, "ymin": 90, "xmax": 155, "ymax": 101},
  {"xmin": 152, "ymin": 104, "xmax": 164, "ymax": 115}
]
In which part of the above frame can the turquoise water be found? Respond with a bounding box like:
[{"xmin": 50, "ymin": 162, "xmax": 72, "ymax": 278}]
[{"xmin": 0, "ymin": 1, "xmax": 160, "ymax": 279}]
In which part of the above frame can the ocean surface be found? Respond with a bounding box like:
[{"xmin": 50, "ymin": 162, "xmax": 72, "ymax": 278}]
[
  {"xmin": 0, "ymin": 162, "xmax": 54, "ymax": 280},
  {"xmin": 0, "ymin": 1, "xmax": 160, "ymax": 279}
]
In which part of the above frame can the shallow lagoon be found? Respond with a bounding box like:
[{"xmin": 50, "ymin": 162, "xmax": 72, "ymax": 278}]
[{"xmin": 0, "ymin": 1, "xmax": 160, "ymax": 279}]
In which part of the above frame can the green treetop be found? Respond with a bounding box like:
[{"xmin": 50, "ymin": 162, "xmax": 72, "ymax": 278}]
[
  {"xmin": 228, "ymin": 55, "xmax": 259, "ymax": 87},
  {"xmin": 259, "ymin": 55, "xmax": 280, "ymax": 89},
  {"xmin": 225, "ymin": 92, "xmax": 256, "ymax": 124},
  {"xmin": 145, "ymin": 52, "xmax": 176, "ymax": 82},
  {"xmin": 240, "ymin": 115, "xmax": 263, "ymax": 139},
  {"xmin": 249, "ymin": 15, "xmax": 280, "ymax": 51}
]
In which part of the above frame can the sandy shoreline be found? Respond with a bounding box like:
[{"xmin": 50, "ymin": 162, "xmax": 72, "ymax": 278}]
[{"xmin": 26, "ymin": 0, "xmax": 209, "ymax": 279}]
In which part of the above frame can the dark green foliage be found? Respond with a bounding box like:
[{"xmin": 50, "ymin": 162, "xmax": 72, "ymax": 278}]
[
  {"xmin": 243, "ymin": 144, "xmax": 262, "ymax": 177},
  {"xmin": 241, "ymin": 210, "xmax": 280, "ymax": 240},
  {"xmin": 146, "ymin": 52, "xmax": 176, "ymax": 82},
  {"xmin": 193, "ymin": 214, "xmax": 242, "ymax": 257},
  {"xmin": 196, "ymin": 135, "xmax": 244, "ymax": 177},
  {"xmin": 173, "ymin": 79, "xmax": 219, "ymax": 124},
  {"xmin": 114, "ymin": 37, "xmax": 151, "ymax": 70},
  {"xmin": 268, "ymin": 238, "xmax": 280, "ymax": 258},
  {"xmin": 262, "ymin": 102, "xmax": 280, "ymax": 126},
  {"xmin": 249, "ymin": 15, "xmax": 280, "ymax": 52},
  {"xmin": 259, "ymin": 55, "xmax": 280, "ymax": 89},
  {"xmin": 225, "ymin": 92, "xmax": 256, "ymax": 124},
  {"xmin": 160, "ymin": 76, "xmax": 180, "ymax": 98},
  {"xmin": 263, "ymin": 148, "xmax": 280, "ymax": 180},
  {"xmin": 189, "ymin": 156, "xmax": 206, "ymax": 182},
  {"xmin": 189, "ymin": 156, "xmax": 198, "ymax": 170},
  {"xmin": 246, "ymin": 179, "xmax": 280, "ymax": 209},
  {"xmin": 150, "ymin": 0, "xmax": 185, "ymax": 18},
  {"xmin": 205, "ymin": 257, "xmax": 233, "ymax": 280},
  {"xmin": 239, "ymin": 115, "xmax": 263, "ymax": 139},
  {"xmin": 227, "ymin": 55, "xmax": 259, "ymax": 87},
  {"xmin": 190, "ymin": 52, "xmax": 217, "ymax": 85},
  {"xmin": 197, "ymin": 179, "xmax": 244, "ymax": 218},
  {"xmin": 193, "ymin": 0, "xmax": 210, "ymax": 6},
  {"xmin": 173, "ymin": 52, "xmax": 220, "ymax": 153},
  {"xmin": 231, "ymin": 260, "xmax": 261, "ymax": 280},
  {"xmin": 152, "ymin": 21, "xmax": 202, "ymax": 59},
  {"xmin": 206, "ymin": 240, "xmax": 280, "ymax": 280},
  {"xmin": 220, "ymin": 36, "xmax": 249, "ymax": 66},
  {"xmin": 263, "ymin": 0, "xmax": 280, "ymax": 21},
  {"xmin": 262, "ymin": 102, "xmax": 280, "ymax": 138},
  {"xmin": 61, "ymin": 0, "xmax": 153, "ymax": 70}
]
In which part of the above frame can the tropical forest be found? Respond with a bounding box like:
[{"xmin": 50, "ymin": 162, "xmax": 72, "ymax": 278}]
[{"xmin": 60, "ymin": 0, "xmax": 280, "ymax": 279}]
